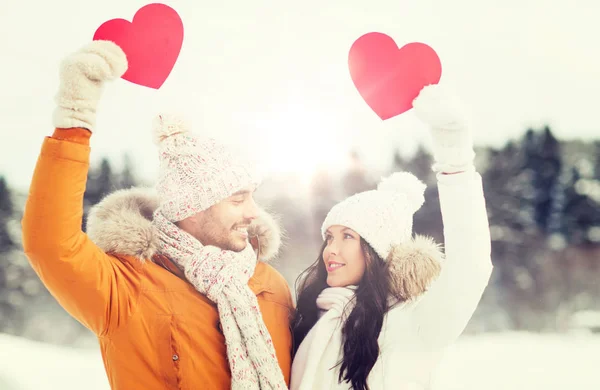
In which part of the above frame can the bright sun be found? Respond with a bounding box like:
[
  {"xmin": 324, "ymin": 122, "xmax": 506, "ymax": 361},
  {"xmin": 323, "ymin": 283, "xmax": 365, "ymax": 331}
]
[{"xmin": 253, "ymin": 101, "xmax": 350, "ymax": 183}]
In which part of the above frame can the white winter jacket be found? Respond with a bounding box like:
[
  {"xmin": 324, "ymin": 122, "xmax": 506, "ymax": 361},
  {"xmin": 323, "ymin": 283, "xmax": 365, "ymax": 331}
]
[{"xmin": 291, "ymin": 171, "xmax": 493, "ymax": 390}]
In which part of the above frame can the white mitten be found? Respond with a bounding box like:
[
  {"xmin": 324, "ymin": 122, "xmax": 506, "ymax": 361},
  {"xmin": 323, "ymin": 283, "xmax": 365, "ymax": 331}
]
[
  {"xmin": 53, "ymin": 40, "xmax": 128, "ymax": 131},
  {"xmin": 412, "ymin": 84, "xmax": 475, "ymax": 173}
]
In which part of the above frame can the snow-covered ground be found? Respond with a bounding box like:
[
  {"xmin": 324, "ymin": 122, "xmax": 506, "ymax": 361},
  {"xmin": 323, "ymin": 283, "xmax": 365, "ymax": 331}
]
[
  {"xmin": 0, "ymin": 333, "xmax": 108, "ymax": 390},
  {"xmin": 1, "ymin": 332, "xmax": 599, "ymax": 389},
  {"xmin": 432, "ymin": 332, "xmax": 600, "ymax": 389}
]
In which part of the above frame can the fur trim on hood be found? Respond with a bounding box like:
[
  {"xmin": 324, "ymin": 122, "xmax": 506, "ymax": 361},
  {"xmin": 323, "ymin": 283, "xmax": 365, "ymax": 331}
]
[
  {"xmin": 386, "ymin": 235, "xmax": 443, "ymax": 301},
  {"xmin": 86, "ymin": 187, "xmax": 283, "ymax": 263},
  {"xmin": 248, "ymin": 208, "xmax": 283, "ymax": 262}
]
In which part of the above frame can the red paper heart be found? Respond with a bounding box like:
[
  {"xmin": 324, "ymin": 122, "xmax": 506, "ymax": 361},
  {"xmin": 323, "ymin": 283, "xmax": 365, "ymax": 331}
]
[
  {"xmin": 348, "ymin": 32, "xmax": 442, "ymax": 120},
  {"xmin": 93, "ymin": 3, "xmax": 184, "ymax": 89}
]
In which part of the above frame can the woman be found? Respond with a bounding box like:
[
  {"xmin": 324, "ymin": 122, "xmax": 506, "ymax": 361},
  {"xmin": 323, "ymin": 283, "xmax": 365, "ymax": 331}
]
[{"xmin": 290, "ymin": 84, "xmax": 493, "ymax": 390}]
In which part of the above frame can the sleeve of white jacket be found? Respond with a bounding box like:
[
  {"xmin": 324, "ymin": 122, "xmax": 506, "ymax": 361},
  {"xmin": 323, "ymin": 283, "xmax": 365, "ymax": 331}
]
[{"xmin": 412, "ymin": 170, "xmax": 493, "ymax": 347}]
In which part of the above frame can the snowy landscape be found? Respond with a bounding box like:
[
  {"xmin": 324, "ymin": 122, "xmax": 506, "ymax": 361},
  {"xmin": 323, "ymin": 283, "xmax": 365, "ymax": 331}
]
[
  {"xmin": 2, "ymin": 1, "xmax": 600, "ymax": 389},
  {"xmin": 2, "ymin": 331, "xmax": 599, "ymax": 389}
]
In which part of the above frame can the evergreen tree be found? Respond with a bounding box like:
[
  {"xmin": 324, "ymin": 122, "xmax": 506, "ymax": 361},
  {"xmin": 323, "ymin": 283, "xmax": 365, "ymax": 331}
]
[
  {"xmin": 120, "ymin": 154, "xmax": 137, "ymax": 189},
  {"xmin": 392, "ymin": 150, "xmax": 405, "ymax": 172},
  {"xmin": 401, "ymin": 145, "xmax": 435, "ymax": 185},
  {"xmin": 0, "ymin": 177, "xmax": 14, "ymax": 250},
  {"xmin": 561, "ymin": 167, "xmax": 600, "ymax": 245},
  {"xmin": 546, "ymin": 164, "xmax": 569, "ymax": 243},
  {"xmin": 97, "ymin": 158, "xmax": 118, "ymax": 199},
  {"xmin": 522, "ymin": 126, "xmax": 562, "ymax": 232},
  {"xmin": 594, "ymin": 140, "xmax": 600, "ymax": 180},
  {"xmin": 0, "ymin": 176, "xmax": 16, "ymax": 331},
  {"xmin": 309, "ymin": 165, "xmax": 338, "ymax": 240},
  {"xmin": 341, "ymin": 150, "xmax": 373, "ymax": 197},
  {"xmin": 82, "ymin": 158, "xmax": 119, "ymax": 231},
  {"xmin": 481, "ymin": 137, "xmax": 545, "ymax": 328}
]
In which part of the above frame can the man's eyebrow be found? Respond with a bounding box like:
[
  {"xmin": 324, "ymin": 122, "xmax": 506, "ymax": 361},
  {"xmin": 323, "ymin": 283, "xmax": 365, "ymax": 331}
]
[{"xmin": 231, "ymin": 190, "xmax": 251, "ymax": 196}]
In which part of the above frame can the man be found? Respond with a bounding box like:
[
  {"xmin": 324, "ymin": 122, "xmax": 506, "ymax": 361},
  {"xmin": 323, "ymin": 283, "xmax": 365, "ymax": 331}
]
[{"xmin": 22, "ymin": 41, "xmax": 293, "ymax": 389}]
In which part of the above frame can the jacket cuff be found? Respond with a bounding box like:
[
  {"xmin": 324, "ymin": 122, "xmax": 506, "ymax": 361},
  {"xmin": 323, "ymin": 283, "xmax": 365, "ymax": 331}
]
[
  {"xmin": 41, "ymin": 128, "xmax": 91, "ymax": 163},
  {"xmin": 435, "ymin": 165, "xmax": 477, "ymax": 184},
  {"xmin": 52, "ymin": 128, "xmax": 92, "ymax": 145}
]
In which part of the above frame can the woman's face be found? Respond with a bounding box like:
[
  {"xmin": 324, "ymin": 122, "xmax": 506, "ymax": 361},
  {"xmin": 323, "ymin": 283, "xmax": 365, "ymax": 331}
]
[{"xmin": 322, "ymin": 225, "xmax": 366, "ymax": 287}]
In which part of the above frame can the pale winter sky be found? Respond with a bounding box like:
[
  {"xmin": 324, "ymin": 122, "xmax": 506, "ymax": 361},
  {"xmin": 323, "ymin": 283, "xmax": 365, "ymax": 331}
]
[{"xmin": 0, "ymin": 0, "xmax": 599, "ymax": 190}]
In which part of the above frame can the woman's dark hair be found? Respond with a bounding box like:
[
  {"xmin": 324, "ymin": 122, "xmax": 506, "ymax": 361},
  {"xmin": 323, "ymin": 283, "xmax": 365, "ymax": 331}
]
[{"xmin": 292, "ymin": 238, "xmax": 393, "ymax": 390}]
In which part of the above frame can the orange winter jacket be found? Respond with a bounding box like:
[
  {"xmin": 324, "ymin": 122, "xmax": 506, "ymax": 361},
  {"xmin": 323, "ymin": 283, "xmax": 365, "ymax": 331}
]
[{"xmin": 22, "ymin": 128, "xmax": 294, "ymax": 389}]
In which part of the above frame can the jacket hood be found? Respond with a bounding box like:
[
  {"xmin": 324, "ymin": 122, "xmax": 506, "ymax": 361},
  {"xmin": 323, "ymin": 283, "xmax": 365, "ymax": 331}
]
[
  {"xmin": 86, "ymin": 187, "xmax": 283, "ymax": 263},
  {"xmin": 386, "ymin": 235, "xmax": 443, "ymax": 300}
]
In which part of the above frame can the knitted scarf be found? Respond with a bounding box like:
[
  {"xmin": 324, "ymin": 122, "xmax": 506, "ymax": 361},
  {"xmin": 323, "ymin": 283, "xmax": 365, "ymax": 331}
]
[
  {"xmin": 153, "ymin": 211, "xmax": 286, "ymax": 390},
  {"xmin": 290, "ymin": 287, "xmax": 357, "ymax": 390}
]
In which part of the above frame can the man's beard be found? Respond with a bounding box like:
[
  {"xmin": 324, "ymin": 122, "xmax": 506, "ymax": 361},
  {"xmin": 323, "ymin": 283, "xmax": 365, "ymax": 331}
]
[{"xmin": 199, "ymin": 225, "xmax": 248, "ymax": 252}]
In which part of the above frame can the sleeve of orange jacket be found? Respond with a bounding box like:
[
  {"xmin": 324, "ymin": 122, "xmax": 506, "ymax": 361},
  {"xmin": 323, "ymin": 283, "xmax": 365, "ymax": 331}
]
[
  {"xmin": 22, "ymin": 128, "xmax": 141, "ymax": 336},
  {"xmin": 273, "ymin": 278, "xmax": 294, "ymax": 386}
]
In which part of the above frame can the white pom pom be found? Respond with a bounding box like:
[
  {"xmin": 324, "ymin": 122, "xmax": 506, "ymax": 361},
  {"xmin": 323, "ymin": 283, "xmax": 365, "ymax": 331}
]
[
  {"xmin": 377, "ymin": 172, "xmax": 427, "ymax": 212},
  {"xmin": 152, "ymin": 113, "xmax": 190, "ymax": 145}
]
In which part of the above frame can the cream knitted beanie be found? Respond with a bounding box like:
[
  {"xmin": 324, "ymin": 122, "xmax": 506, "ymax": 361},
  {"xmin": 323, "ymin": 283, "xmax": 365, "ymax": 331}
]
[
  {"xmin": 321, "ymin": 171, "xmax": 427, "ymax": 260},
  {"xmin": 153, "ymin": 114, "xmax": 261, "ymax": 222}
]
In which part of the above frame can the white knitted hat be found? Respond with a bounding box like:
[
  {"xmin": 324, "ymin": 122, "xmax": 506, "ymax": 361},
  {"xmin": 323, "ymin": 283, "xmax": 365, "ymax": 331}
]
[
  {"xmin": 321, "ymin": 171, "xmax": 427, "ymax": 260},
  {"xmin": 153, "ymin": 114, "xmax": 261, "ymax": 222}
]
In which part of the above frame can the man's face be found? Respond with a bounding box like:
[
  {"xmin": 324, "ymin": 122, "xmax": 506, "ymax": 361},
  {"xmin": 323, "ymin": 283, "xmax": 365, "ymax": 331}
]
[{"xmin": 178, "ymin": 187, "xmax": 259, "ymax": 252}]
